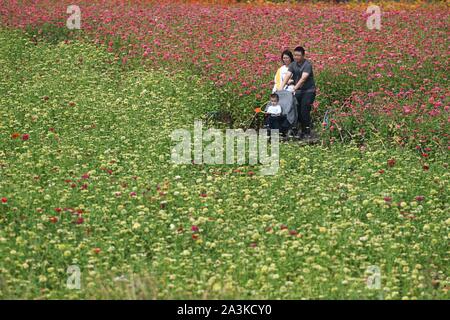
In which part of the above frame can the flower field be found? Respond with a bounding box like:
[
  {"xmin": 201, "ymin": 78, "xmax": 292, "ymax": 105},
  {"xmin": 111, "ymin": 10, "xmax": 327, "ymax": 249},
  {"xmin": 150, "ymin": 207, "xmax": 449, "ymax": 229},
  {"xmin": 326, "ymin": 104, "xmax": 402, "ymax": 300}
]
[
  {"xmin": 0, "ymin": 1, "xmax": 449, "ymax": 299},
  {"xmin": 1, "ymin": 0, "xmax": 449, "ymax": 147}
]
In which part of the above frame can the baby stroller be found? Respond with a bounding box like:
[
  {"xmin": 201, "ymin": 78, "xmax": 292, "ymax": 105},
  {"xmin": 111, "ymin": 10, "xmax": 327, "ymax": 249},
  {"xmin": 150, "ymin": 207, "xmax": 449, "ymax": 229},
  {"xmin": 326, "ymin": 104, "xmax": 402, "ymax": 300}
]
[{"xmin": 263, "ymin": 90, "xmax": 298, "ymax": 137}]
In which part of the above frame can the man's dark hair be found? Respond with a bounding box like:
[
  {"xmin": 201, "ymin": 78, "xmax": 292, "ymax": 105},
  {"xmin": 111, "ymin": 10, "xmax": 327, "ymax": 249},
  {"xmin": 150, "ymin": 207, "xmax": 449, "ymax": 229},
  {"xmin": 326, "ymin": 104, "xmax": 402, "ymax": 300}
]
[
  {"xmin": 281, "ymin": 50, "xmax": 294, "ymax": 63},
  {"xmin": 294, "ymin": 46, "xmax": 305, "ymax": 55},
  {"xmin": 270, "ymin": 93, "xmax": 279, "ymax": 101}
]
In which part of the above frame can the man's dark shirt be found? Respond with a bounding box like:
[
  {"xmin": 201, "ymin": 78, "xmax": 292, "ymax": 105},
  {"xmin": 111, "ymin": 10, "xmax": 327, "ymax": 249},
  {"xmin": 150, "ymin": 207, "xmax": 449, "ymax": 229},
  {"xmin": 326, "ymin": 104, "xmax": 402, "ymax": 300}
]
[{"xmin": 288, "ymin": 59, "xmax": 316, "ymax": 93}]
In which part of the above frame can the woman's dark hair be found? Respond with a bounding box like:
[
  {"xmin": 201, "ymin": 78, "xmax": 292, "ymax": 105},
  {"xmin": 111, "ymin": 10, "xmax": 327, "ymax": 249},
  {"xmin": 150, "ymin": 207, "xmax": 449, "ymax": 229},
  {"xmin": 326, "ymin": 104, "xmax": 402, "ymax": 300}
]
[{"xmin": 281, "ymin": 50, "xmax": 294, "ymax": 63}]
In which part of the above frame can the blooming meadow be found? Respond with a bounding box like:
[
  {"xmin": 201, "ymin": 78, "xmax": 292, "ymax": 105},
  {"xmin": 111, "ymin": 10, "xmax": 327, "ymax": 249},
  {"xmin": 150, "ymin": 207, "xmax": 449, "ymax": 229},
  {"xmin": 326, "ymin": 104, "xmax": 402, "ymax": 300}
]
[
  {"xmin": 1, "ymin": 0, "xmax": 448, "ymax": 147},
  {"xmin": 0, "ymin": 1, "xmax": 449, "ymax": 299}
]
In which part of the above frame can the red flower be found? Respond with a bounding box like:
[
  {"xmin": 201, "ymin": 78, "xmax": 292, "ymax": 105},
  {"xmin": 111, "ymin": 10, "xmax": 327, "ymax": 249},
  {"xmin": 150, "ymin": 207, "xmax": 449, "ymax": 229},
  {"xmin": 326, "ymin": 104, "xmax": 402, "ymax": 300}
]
[
  {"xmin": 11, "ymin": 132, "xmax": 20, "ymax": 139},
  {"xmin": 200, "ymin": 192, "xmax": 207, "ymax": 197},
  {"xmin": 22, "ymin": 134, "xmax": 30, "ymax": 141},
  {"xmin": 384, "ymin": 197, "xmax": 392, "ymax": 202},
  {"xmin": 54, "ymin": 207, "xmax": 62, "ymax": 213},
  {"xmin": 191, "ymin": 225, "xmax": 199, "ymax": 232},
  {"xmin": 289, "ymin": 230, "xmax": 298, "ymax": 236},
  {"xmin": 192, "ymin": 234, "xmax": 199, "ymax": 240},
  {"xmin": 75, "ymin": 217, "xmax": 84, "ymax": 224},
  {"xmin": 93, "ymin": 248, "xmax": 101, "ymax": 254},
  {"xmin": 280, "ymin": 224, "xmax": 288, "ymax": 230},
  {"xmin": 378, "ymin": 169, "xmax": 385, "ymax": 174},
  {"xmin": 415, "ymin": 196, "xmax": 425, "ymax": 202},
  {"xmin": 387, "ymin": 158, "xmax": 396, "ymax": 167},
  {"xmin": 423, "ymin": 165, "xmax": 429, "ymax": 171},
  {"xmin": 49, "ymin": 216, "xmax": 58, "ymax": 223},
  {"xmin": 421, "ymin": 153, "xmax": 429, "ymax": 158},
  {"xmin": 1, "ymin": 197, "xmax": 7, "ymax": 203}
]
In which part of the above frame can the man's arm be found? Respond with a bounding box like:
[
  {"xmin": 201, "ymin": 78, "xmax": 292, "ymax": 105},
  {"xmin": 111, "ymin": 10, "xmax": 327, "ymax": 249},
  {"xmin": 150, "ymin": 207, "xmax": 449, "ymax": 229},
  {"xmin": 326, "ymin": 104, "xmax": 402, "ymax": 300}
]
[{"xmin": 294, "ymin": 71, "xmax": 309, "ymax": 91}]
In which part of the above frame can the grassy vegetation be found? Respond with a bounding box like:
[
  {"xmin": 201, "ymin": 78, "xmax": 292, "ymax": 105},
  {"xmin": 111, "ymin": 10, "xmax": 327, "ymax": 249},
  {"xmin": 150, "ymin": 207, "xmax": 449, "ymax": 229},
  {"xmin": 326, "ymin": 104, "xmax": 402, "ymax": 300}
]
[{"xmin": 0, "ymin": 29, "xmax": 448, "ymax": 299}]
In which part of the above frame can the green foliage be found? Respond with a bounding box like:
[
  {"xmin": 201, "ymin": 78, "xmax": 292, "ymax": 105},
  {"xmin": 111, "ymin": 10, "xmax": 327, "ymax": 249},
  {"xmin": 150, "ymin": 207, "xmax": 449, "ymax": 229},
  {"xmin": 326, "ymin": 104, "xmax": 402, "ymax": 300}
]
[{"xmin": 0, "ymin": 29, "xmax": 448, "ymax": 299}]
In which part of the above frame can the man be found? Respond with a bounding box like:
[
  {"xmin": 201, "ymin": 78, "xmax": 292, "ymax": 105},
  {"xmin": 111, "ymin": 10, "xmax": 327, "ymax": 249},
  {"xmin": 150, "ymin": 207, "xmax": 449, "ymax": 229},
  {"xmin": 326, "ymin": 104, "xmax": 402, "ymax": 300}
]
[{"xmin": 280, "ymin": 46, "xmax": 316, "ymax": 140}]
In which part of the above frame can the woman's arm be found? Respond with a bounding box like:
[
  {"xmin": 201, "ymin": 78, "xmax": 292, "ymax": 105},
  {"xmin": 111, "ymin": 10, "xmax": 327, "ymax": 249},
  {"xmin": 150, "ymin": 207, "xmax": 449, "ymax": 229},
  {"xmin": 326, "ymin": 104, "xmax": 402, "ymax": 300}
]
[
  {"xmin": 273, "ymin": 67, "xmax": 281, "ymax": 92},
  {"xmin": 280, "ymin": 71, "xmax": 292, "ymax": 92}
]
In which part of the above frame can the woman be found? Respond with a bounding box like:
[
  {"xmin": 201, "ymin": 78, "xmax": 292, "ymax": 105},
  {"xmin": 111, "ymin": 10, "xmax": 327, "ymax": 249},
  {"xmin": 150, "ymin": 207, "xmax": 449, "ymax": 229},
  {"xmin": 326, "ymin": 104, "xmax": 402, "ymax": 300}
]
[
  {"xmin": 272, "ymin": 50, "xmax": 295, "ymax": 93},
  {"xmin": 270, "ymin": 50, "xmax": 297, "ymax": 138}
]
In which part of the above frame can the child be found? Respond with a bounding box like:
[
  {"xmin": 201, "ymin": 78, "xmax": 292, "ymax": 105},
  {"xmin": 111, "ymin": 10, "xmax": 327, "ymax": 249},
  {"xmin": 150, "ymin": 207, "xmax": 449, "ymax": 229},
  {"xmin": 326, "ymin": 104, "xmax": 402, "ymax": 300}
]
[{"xmin": 264, "ymin": 93, "xmax": 282, "ymax": 132}]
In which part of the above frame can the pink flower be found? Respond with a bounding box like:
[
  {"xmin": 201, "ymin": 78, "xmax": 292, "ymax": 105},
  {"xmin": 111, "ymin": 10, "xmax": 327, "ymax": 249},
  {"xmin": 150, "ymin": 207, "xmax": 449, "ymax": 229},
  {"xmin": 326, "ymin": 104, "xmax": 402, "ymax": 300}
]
[{"xmin": 402, "ymin": 106, "xmax": 412, "ymax": 114}]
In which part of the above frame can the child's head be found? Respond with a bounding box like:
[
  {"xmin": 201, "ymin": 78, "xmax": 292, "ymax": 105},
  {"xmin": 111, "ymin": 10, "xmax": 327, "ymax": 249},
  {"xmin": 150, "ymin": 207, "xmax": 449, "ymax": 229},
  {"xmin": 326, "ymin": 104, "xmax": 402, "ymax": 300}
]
[{"xmin": 270, "ymin": 93, "xmax": 279, "ymax": 105}]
